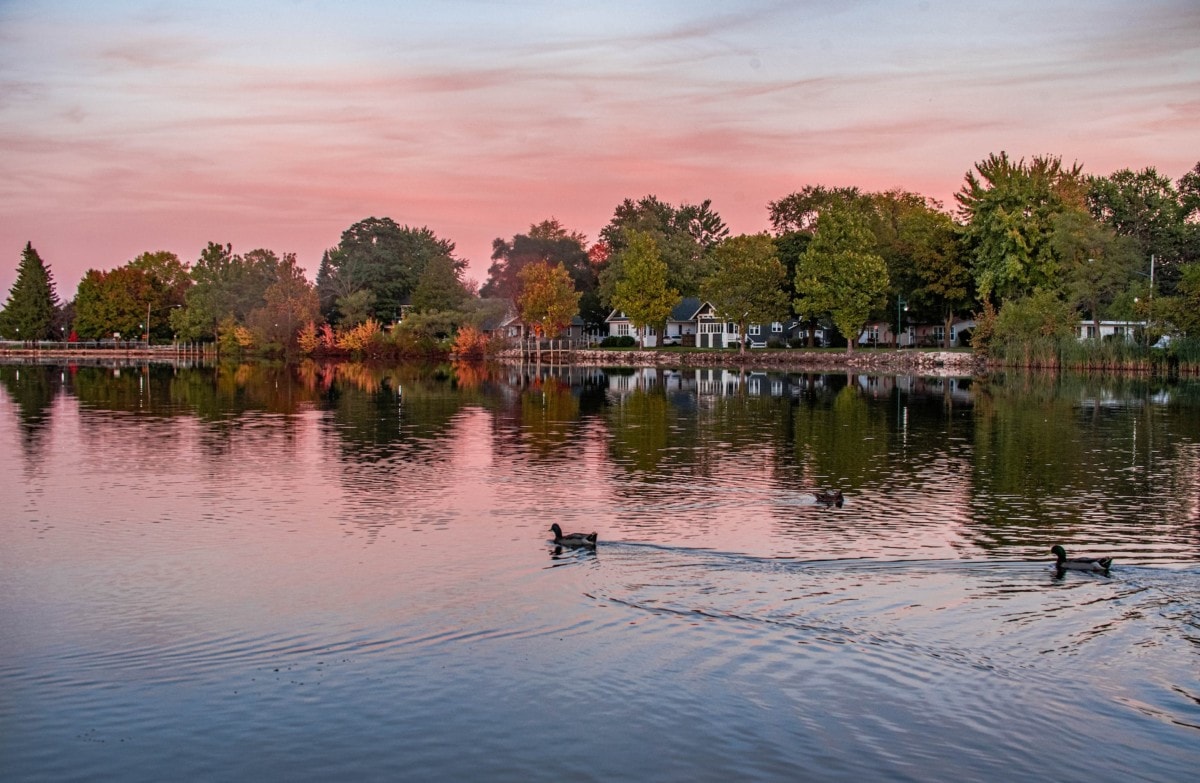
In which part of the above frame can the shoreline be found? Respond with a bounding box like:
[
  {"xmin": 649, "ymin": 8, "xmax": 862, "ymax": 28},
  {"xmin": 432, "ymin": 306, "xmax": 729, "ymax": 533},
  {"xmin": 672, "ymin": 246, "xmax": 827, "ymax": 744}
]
[
  {"xmin": 1, "ymin": 344, "xmax": 985, "ymax": 374},
  {"xmin": 496, "ymin": 347, "xmax": 988, "ymax": 376},
  {"xmin": 1, "ymin": 346, "xmax": 1179, "ymax": 377}
]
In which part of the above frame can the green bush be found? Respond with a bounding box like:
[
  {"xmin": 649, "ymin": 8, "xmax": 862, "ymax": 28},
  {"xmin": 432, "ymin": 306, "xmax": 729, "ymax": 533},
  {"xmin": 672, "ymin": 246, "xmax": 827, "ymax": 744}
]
[{"xmin": 599, "ymin": 335, "xmax": 637, "ymax": 348}]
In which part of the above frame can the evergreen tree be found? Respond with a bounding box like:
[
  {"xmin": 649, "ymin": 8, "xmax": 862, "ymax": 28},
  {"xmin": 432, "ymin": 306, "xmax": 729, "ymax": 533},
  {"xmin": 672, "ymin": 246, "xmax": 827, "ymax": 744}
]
[
  {"xmin": 411, "ymin": 254, "xmax": 468, "ymax": 313},
  {"xmin": 0, "ymin": 242, "xmax": 60, "ymax": 340}
]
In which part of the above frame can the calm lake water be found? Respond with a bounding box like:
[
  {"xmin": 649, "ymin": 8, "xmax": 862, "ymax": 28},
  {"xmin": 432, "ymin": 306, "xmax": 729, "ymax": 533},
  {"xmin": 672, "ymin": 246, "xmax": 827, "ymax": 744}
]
[{"xmin": 1, "ymin": 359, "xmax": 1198, "ymax": 781}]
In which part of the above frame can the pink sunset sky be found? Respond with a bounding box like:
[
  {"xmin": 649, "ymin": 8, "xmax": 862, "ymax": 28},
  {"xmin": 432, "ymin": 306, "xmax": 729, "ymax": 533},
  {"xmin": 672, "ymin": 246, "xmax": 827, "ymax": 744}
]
[{"xmin": 1, "ymin": 0, "xmax": 1197, "ymax": 298}]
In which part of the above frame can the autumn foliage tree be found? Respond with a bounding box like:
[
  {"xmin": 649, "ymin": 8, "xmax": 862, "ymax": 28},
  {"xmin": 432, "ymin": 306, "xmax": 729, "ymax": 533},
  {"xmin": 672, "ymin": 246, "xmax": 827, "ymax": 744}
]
[{"xmin": 517, "ymin": 261, "xmax": 581, "ymax": 362}]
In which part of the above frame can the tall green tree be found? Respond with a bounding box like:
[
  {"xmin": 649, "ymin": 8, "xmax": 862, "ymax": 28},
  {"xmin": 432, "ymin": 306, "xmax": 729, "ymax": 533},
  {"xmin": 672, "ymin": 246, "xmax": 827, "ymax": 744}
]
[
  {"xmin": 768, "ymin": 185, "xmax": 869, "ymax": 234},
  {"xmin": 700, "ymin": 233, "xmax": 790, "ymax": 355},
  {"xmin": 321, "ymin": 217, "xmax": 462, "ymax": 324},
  {"xmin": 315, "ymin": 248, "xmax": 345, "ymax": 321},
  {"xmin": 1087, "ymin": 165, "xmax": 1197, "ymax": 294},
  {"xmin": 773, "ymin": 231, "xmax": 814, "ymax": 344},
  {"xmin": 411, "ymin": 254, "xmax": 469, "ymax": 314},
  {"xmin": 795, "ymin": 203, "xmax": 889, "ymax": 353},
  {"xmin": 128, "ymin": 251, "xmax": 191, "ymax": 307},
  {"xmin": 871, "ymin": 191, "xmax": 971, "ymax": 347},
  {"xmin": 957, "ymin": 152, "xmax": 1086, "ymax": 302},
  {"xmin": 0, "ymin": 242, "xmax": 60, "ymax": 340},
  {"xmin": 72, "ymin": 250, "xmax": 193, "ymax": 341},
  {"xmin": 170, "ymin": 243, "xmax": 282, "ymax": 341},
  {"xmin": 598, "ymin": 196, "xmax": 727, "ymax": 307},
  {"xmin": 611, "ymin": 230, "xmax": 679, "ymax": 348},
  {"xmin": 73, "ymin": 266, "xmax": 157, "ymax": 340},
  {"xmin": 1051, "ymin": 210, "xmax": 1140, "ymax": 335}
]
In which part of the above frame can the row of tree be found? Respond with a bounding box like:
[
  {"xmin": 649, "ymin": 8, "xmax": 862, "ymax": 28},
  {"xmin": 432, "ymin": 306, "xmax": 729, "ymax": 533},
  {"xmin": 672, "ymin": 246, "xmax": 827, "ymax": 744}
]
[{"xmin": 2, "ymin": 153, "xmax": 1198, "ymax": 355}]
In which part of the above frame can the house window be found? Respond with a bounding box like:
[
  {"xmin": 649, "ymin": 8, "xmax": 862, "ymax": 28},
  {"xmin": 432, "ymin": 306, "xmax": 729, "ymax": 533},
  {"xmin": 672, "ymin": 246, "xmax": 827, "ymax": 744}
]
[
  {"xmin": 771, "ymin": 322, "xmax": 783, "ymax": 333},
  {"xmin": 726, "ymin": 322, "xmax": 737, "ymax": 335},
  {"xmin": 616, "ymin": 323, "xmax": 630, "ymax": 337},
  {"xmin": 749, "ymin": 325, "xmax": 761, "ymax": 336},
  {"xmin": 699, "ymin": 321, "xmax": 722, "ymax": 335}
]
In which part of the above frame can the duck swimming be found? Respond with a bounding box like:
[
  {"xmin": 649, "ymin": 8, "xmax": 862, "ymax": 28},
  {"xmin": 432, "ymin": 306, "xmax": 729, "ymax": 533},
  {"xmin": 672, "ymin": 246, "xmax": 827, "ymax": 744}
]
[
  {"xmin": 550, "ymin": 523, "xmax": 597, "ymax": 548},
  {"xmin": 1051, "ymin": 544, "xmax": 1113, "ymax": 573},
  {"xmin": 812, "ymin": 489, "xmax": 844, "ymax": 508}
]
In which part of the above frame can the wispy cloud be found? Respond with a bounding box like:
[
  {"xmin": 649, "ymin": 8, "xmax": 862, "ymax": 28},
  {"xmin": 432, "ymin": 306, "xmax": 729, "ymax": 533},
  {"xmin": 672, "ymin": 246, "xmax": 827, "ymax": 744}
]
[{"xmin": 0, "ymin": 0, "xmax": 1196, "ymax": 293}]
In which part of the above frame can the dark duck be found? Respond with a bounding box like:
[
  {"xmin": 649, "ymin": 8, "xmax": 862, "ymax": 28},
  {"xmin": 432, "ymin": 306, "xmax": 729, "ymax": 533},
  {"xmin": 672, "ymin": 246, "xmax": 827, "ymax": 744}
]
[{"xmin": 550, "ymin": 523, "xmax": 597, "ymax": 548}]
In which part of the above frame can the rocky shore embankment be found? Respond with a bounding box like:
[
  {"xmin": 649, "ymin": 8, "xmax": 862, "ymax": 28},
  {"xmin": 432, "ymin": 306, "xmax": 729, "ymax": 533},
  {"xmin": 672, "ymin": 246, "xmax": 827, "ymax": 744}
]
[
  {"xmin": 500, "ymin": 348, "xmax": 987, "ymax": 376},
  {"xmin": 1, "ymin": 344, "xmax": 988, "ymax": 376}
]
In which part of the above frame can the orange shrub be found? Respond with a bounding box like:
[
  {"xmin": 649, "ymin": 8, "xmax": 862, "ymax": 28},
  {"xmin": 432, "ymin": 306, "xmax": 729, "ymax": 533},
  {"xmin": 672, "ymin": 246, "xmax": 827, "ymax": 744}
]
[{"xmin": 453, "ymin": 325, "xmax": 489, "ymax": 360}]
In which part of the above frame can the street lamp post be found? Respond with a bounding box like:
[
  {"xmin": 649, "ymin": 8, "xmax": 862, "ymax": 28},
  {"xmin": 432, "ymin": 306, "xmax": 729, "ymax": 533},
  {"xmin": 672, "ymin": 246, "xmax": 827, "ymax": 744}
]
[{"xmin": 897, "ymin": 295, "xmax": 907, "ymax": 348}]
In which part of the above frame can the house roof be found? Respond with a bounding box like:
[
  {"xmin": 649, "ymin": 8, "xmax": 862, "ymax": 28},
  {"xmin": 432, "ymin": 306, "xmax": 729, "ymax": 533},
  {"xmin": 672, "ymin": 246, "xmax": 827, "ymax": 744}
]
[
  {"xmin": 606, "ymin": 296, "xmax": 708, "ymax": 323},
  {"xmin": 671, "ymin": 297, "xmax": 704, "ymax": 321},
  {"xmin": 474, "ymin": 298, "xmax": 517, "ymax": 332}
]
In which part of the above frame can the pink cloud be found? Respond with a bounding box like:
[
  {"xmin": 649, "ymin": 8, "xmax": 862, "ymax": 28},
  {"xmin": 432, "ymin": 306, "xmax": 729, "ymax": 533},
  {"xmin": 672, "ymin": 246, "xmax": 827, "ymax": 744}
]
[{"xmin": 1, "ymin": 0, "xmax": 1197, "ymax": 298}]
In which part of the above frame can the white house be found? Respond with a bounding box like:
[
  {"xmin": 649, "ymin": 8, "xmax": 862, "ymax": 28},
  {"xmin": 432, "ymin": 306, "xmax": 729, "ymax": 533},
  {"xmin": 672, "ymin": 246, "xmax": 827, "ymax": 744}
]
[
  {"xmin": 1076, "ymin": 320, "xmax": 1144, "ymax": 342},
  {"xmin": 606, "ymin": 297, "xmax": 705, "ymax": 347}
]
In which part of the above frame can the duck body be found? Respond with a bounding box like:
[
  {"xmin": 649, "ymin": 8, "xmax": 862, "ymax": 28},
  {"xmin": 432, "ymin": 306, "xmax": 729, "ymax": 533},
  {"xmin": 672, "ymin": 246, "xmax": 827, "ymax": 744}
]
[
  {"xmin": 1051, "ymin": 544, "xmax": 1113, "ymax": 572},
  {"xmin": 550, "ymin": 523, "xmax": 597, "ymax": 547},
  {"xmin": 812, "ymin": 489, "xmax": 844, "ymax": 508}
]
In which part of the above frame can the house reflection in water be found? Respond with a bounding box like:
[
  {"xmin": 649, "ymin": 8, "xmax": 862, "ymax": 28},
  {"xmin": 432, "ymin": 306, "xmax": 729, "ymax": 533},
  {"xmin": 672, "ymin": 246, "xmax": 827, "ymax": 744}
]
[{"xmin": 601, "ymin": 367, "xmax": 975, "ymax": 407}]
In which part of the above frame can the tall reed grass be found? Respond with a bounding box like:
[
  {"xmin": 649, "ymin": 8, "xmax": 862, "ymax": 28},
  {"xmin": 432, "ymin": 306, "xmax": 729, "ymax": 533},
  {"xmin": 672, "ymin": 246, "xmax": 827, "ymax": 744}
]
[{"xmin": 990, "ymin": 336, "xmax": 1200, "ymax": 374}]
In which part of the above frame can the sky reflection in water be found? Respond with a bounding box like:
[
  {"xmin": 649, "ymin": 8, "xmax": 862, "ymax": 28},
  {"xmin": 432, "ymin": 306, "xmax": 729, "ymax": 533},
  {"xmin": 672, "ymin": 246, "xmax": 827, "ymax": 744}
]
[{"xmin": 1, "ymin": 361, "xmax": 1198, "ymax": 781}]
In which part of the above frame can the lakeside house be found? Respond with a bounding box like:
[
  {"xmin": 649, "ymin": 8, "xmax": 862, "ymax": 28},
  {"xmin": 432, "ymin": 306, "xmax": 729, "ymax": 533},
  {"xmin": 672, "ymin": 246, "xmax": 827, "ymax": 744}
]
[
  {"xmin": 858, "ymin": 316, "xmax": 977, "ymax": 348},
  {"xmin": 489, "ymin": 303, "xmax": 1143, "ymax": 349},
  {"xmin": 1075, "ymin": 320, "xmax": 1144, "ymax": 342},
  {"xmin": 606, "ymin": 297, "xmax": 830, "ymax": 348},
  {"xmin": 479, "ymin": 301, "xmax": 590, "ymax": 342}
]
